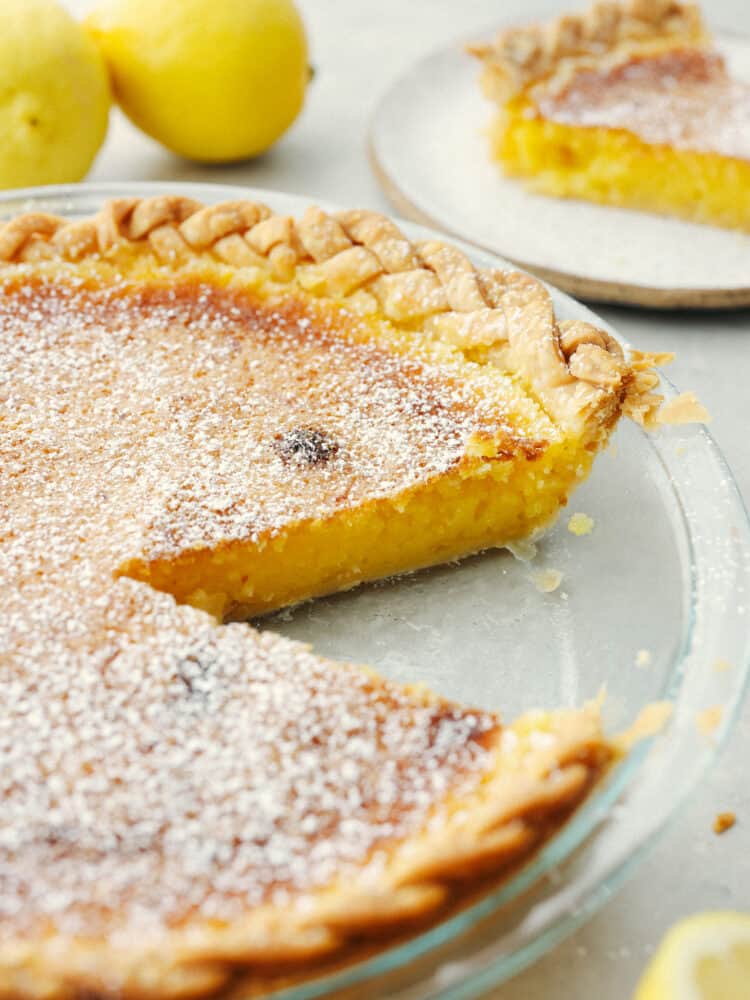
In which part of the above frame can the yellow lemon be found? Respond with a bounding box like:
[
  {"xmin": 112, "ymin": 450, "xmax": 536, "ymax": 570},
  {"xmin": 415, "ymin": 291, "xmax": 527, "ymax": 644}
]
[
  {"xmin": 635, "ymin": 912, "xmax": 750, "ymax": 1000},
  {"xmin": 0, "ymin": 0, "xmax": 110, "ymax": 189},
  {"xmin": 86, "ymin": 0, "xmax": 309, "ymax": 163}
]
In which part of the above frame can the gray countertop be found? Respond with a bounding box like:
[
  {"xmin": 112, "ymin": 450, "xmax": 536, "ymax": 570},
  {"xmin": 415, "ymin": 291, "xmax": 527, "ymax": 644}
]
[{"xmin": 65, "ymin": 0, "xmax": 750, "ymax": 994}]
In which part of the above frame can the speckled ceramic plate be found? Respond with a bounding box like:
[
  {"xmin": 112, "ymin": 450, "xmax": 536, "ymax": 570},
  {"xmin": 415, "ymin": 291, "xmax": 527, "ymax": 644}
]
[
  {"xmin": 3, "ymin": 182, "xmax": 749, "ymax": 1000},
  {"xmin": 369, "ymin": 29, "xmax": 750, "ymax": 309}
]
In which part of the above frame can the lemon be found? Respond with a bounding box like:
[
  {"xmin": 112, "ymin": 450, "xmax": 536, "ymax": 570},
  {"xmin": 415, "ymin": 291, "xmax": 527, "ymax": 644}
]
[
  {"xmin": 86, "ymin": 0, "xmax": 309, "ymax": 163},
  {"xmin": 0, "ymin": 0, "xmax": 110, "ymax": 189},
  {"xmin": 635, "ymin": 912, "xmax": 750, "ymax": 1000}
]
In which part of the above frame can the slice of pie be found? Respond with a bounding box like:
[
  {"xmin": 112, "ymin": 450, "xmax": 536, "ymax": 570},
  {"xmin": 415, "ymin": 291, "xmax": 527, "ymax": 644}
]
[
  {"xmin": 469, "ymin": 0, "xmax": 750, "ymax": 231},
  {"xmin": 0, "ymin": 197, "xmax": 667, "ymax": 999}
]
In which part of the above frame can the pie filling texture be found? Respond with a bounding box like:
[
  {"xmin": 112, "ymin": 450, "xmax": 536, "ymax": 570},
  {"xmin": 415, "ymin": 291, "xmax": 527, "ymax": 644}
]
[
  {"xmin": 0, "ymin": 197, "xmax": 668, "ymax": 998},
  {"xmin": 470, "ymin": 0, "xmax": 750, "ymax": 231}
]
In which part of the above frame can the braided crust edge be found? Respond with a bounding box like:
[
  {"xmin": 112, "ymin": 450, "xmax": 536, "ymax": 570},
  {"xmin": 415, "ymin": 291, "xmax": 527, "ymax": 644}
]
[
  {"xmin": 468, "ymin": 0, "xmax": 707, "ymax": 104},
  {"xmin": 0, "ymin": 705, "xmax": 612, "ymax": 1000},
  {"xmin": 0, "ymin": 195, "xmax": 667, "ymax": 435}
]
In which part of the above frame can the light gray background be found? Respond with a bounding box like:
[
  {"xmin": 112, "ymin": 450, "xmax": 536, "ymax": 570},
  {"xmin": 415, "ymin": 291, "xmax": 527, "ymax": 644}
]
[{"xmin": 64, "ymin": 1, "xmax": 750, "ymax": 995}]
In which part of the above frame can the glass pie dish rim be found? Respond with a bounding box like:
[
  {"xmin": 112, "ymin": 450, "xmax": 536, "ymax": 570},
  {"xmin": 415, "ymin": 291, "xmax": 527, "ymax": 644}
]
[{"xmin": 3, "ymin": 180, "xmax": 748, "ymax": 1000}]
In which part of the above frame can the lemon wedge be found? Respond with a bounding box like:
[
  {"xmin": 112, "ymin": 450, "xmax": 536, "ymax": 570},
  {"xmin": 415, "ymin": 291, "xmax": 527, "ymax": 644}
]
[{"xmin": 635, "ymin": 912, "xmax": 750, "ymax": 1000}]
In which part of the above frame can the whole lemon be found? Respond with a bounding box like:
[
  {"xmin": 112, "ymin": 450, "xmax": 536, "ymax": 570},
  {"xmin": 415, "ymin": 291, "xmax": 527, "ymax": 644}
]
[
  {"xmin": 86, "ymin": 0, "xmax": 309, "ymax": 163},
  {"xmin": 0, "ymin": 0, "xmax": 111, "ymax": 189}
]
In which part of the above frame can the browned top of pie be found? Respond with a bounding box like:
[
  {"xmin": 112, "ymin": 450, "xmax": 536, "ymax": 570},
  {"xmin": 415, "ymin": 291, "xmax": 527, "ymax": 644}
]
[
  {"xmin": 534, "ymin": 48, "xmax": 750, "ymax": 161},
  {"xmin": 6, "ymin": 272, "xmax": 550, "ymax": 563}
]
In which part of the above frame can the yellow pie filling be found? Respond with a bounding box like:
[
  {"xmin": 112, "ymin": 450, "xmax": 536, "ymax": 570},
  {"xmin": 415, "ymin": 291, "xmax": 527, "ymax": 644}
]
[
  {"xmin": 493, "ymin": 101, "xmax": 750, "ymax": 233},
  {"xmin": 128, "ymin": 437, "xmax": 591, "ymax": 619}
]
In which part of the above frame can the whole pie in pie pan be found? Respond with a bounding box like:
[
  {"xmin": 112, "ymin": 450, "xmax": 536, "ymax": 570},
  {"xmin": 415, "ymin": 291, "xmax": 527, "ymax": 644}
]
[{"xmin": 0, "ymin": 186, "xmax": 742, "ymax": 1000}]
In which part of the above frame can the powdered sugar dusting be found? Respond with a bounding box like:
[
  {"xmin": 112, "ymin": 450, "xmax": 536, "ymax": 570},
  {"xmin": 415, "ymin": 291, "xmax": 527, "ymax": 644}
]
[
  {"xmin": 0, "ymin": 269, "xmax": 510, "ymax": 938},
  {"xmin": 537, "ymin": 49, "xmax": 750, "ymax": 161}
]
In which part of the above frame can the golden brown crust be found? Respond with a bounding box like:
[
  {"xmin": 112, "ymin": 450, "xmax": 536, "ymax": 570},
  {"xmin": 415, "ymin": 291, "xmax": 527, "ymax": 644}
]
[
  {"xmin": 468, "ymin": 0, "xmax": 707, "ymax": 104},
  {"xmin": 0, "ymin": 706, "xmax": 611, "ymax": 1000},
  {"xmin": 0, "ymin": 196, "xmax": 665, "ymax": 434}
]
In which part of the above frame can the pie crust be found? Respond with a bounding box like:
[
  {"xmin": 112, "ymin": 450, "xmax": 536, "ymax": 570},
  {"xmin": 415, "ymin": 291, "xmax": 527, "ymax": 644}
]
[
  {"xmin": 0, "ymin": 197, "xmax": 671, "ymax": 999},
  {"xmin": 468, "ymin": 0, "xmax": 706, "ymax": 105}
]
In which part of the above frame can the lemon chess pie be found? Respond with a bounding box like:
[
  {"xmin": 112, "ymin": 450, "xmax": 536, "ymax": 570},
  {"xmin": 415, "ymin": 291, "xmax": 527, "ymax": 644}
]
[
  {"xmin": 469, "ymin": 0, "xmax": 750, "ymax": 231},
  {"xmin": 0, "ymin": 197, "xmax": 667, "ymax": 998}
]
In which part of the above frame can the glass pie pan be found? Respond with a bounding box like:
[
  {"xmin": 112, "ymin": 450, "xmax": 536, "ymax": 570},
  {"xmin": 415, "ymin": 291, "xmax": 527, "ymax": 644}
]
[{"xmin": 4, "ymin": 182, "xmax": 749, "ymax": 1000}]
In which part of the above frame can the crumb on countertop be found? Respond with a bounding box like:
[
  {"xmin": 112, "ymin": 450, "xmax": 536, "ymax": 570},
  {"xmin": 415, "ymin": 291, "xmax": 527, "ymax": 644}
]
[
  {"xmin": 658, "ymin": 391, "xmax": 711, "ymax": 426},
  {"xmin": 713, "ymin": 658, "xmax": 733, "ymax": 673},
  {"xmin": 635, "ymin": 649, "xmax": 652, "ymax": 668},
  {"xmin": 568, "ymin": 512, "xmax": 594, "ymax": 536},
  {"xmin": 697, "ymin": 705, "xmax": 723, "ymax": 737},
  {"xmin": 713, "ymin": 812, "xmax": 736, "ymax": 835},
  {"xmin": 506, "ymin": 538, "xmax": 538, "ymax": 562},
  {"xmin": 531, "ymin": 568, "xmax": 563, "ymax": 594}
]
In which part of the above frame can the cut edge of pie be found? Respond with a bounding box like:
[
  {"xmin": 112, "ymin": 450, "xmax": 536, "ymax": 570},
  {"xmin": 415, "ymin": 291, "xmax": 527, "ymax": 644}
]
[
  {"xmin": 0, "ymin": 196, "xmax": 668, "ymax": 620},
  {"xmin": 0, "ymin": 197, "xmax": 684, "ymax": 999},
  {"xmin": 468, "ymin": 0, "xmax": 750, "ymax": 231}
]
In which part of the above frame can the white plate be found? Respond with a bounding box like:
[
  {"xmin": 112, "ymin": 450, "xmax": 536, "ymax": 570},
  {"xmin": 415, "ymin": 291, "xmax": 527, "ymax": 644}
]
[{"xmin": 370, "ymin": 30, "xmax": 750, "ymax": 308}]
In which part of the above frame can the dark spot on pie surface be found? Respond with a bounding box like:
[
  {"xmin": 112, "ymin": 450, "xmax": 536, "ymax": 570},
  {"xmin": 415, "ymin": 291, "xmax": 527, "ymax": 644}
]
[
  {"xmin": 176, "ymin": 652, "xmax": 213, "ymax": 699},
  {"xmin": 39, "ymin": 824, "xmax": 79, "ymax": 848},
  {"xmin": 273, "ymin": 427, "xmax": 339, "ymax": 465}
]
